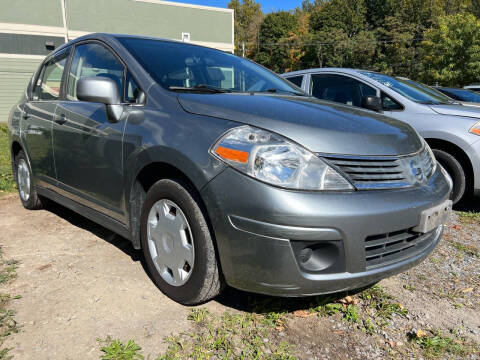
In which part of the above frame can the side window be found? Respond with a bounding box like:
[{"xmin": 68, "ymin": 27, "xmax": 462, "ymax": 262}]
[
  {"xmin": 67, "ymin": 43, "xmax": 124, "ymax": 101},
  {"xmin": 381, "ymin": 92, "xmax": 403, "ymax": 111},
  {"xmin": 310, "ymin": 74, "xmax": 375, "ymax": 108},
  {"xmin": 32, "ymin": 48, "xmax": 70, "ymax": 101},
  {"xmin": 286, "ymin": 75, "xmax": 303, "ymax": 88}
]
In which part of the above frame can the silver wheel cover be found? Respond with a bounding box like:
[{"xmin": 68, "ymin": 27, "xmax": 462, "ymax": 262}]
[
  {"xmin": 17, "ymin": 158, "xmax": 31, "ymax": 202},
  {"xmin": 147, "ymin": 199, "xmax": 195, "ymax": 286}
]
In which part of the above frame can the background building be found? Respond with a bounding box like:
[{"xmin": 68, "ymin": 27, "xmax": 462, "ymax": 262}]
[{"xmin": 0, "ymin": 0, "xmax": 234, "ymax": 122}]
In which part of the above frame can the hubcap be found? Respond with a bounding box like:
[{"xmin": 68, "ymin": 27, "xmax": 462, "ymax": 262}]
[
  {"xmin": 147, "ymin": 199, "xmax": 194, "ymax": 286},
  {"xmin": 17, "ymin": 159, "xmax": 31, "ymax": 202}
]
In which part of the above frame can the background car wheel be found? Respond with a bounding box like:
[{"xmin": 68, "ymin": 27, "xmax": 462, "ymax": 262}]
[
  {"xmin": 140, "ymin": 178, "xmax": 223, "ymax": 305},
  {"xmin": 14, "ymin": 151, "xmax": 46, "ymax": 210},
  {"xmin": 432, "ymin": 149, "xmax": 467, "ymax": 205}
]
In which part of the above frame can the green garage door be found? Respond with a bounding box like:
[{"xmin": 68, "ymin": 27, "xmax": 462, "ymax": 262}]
[{"xmin": 0, "ymin": 58, "xmax": 41, "ymax": 123}]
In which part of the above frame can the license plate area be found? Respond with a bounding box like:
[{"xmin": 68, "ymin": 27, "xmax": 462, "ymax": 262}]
[{"xmin": 412, "ymin": 200, "xmax": 452, "ymax": 234}]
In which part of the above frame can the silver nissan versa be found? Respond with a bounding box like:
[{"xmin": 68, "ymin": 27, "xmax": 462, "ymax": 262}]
[{"xmin": 8, "ymin": 34, "xmax": 452, "ymax": 305}]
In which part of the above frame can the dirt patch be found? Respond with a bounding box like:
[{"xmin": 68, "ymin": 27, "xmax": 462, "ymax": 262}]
[{"xmin": 0, "ymin": 194, "xmax": 479, "ymax": 359}]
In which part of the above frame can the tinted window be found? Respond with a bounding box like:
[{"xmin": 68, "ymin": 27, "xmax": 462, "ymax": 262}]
[
  {"xmin": 381, "ymin": 92, "xmax": 403, "ymax": 111},
  {"xmin": 33, "ymin": 48, "xmax": 70, "ymax": 101},
  {"xmin": 117, "ymin": 37, "xmax": 302, "ymax": 95},
  {"xmin": 286, "ymin": 75, "xmax": 303, "ymax": 87},
  {"xmin": 440, "ymin": 88, "xmax": 480, "ymax": 103},
  {"xmin": 67, "ymin": 43, "xmax": 124, "ymax": 101},
  {"xmin": 360, "ymin": 72, "xmax": 452, "ymax": 105},
  {"xmin": 311, "ymin": 74, "xmax": 376, "ymax": 108}
]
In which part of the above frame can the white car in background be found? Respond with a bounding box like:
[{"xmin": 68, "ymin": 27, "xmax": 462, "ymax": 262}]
[{"xmin": 283, "ymin": 68, "xmax": 480, "ymax": 204}]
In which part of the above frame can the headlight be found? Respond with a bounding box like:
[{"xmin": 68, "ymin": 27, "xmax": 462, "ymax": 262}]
[
  {"xmin": 211, "ymin": 126, "xmax": 354, "ymax": 191},
  {"xmin": 423, "ymin": 140, "xmax": 437, "ymax": 176},
  {"xmin": 469, "ymin": 121, "xmax": 480, "ymax": 136}
]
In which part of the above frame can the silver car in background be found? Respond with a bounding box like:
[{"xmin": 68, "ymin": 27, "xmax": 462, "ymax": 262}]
[{"xmin": 283, "ymin": 68, "xmax": 480, "ymax": 204}]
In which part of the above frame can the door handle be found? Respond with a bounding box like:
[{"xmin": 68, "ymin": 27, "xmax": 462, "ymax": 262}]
[{"xmin": 55, "ymin": 113, "xmax": 67, "ymax": 125}]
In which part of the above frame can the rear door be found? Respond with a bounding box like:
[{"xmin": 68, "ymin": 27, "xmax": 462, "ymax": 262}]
[
  {"xmin": 23, "ymin": 47, "xmax": 70, "ymax": 189},
  {"xmin": 309, "ymin": 73, "xmax": 377, "ymax": 108},
  {"xmin": 52, "ymin": 41, "xmax": 129, "ymax": 222}
]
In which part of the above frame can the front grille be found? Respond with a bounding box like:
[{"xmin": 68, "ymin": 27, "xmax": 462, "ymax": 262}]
[
  {"xmin": 323, "ymin": 146, "xmax": 436, "ymax": 190},
  {"xmin": 365, "ymin": 227, "xmax": 438, "ymax": 268}
]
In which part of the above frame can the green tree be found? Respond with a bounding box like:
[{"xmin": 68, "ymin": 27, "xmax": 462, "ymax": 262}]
[
  {"xmin": 420, "ymin": 13, "xmax": 480, "ymax": 86},
  {"xmin": 256, "ymin": 11, "xmax": 299, "ymax": 72},
  {"xmin": 228, "ymin": 0, "xmax": 263, "ymax": 57}
]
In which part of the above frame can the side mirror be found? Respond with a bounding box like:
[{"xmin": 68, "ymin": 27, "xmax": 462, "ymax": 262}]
[
  {"xmin": 77, "ymin": 77, "xmax": 123, "ymax": 122},
  {"xmin": 361, "ymin": 95, "xmax": 383, "ymax": 112}
]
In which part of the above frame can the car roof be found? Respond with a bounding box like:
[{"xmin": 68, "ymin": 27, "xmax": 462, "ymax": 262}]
[
  {"xmin": 52, "ymin": 32, "xmax": 219, "ymax": 55},
  {"xmin": 282, "ymin": 68, "xmax": 375, "ymax": 77}
]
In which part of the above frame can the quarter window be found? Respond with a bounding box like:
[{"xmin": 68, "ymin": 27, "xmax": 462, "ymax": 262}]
[
  {"xmin": 310, "ymin": 74, "xmax": 376, "ymax": 108},
  {"xmin": 125, "ymin": 72, "xmax": 141, "ymax": 104},
  {"xmin": 381, "ymin": 92, "xmax": 403, "ymax": 111},
  {"xmin": 66, "ymin": 43, "xmax": 124, "ymax": 101},
  {"xmin": 33, "ymin": 48, "xmax": 70, "ymax": 101},
  {"xmin": 286, "ymin": 75, "xmax": 303, "ymax": 88}
]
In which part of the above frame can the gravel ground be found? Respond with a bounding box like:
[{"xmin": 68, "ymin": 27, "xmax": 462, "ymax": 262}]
[{"xmin": 0, "ymin": 193, "xmax": 479, "ymax": 359}]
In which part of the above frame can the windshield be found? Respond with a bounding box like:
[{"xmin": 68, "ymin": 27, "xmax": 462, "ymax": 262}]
[
  {"xmin": 359, "ymin": 71, "xmax": 452, "ymax": 105},
  {"xmin": 442, "ymin": 88, "xmax": 480, "ymax": 103},
  {"xmin": 117, "ymin": 37, "xmax": 303, "ymax": 95}
]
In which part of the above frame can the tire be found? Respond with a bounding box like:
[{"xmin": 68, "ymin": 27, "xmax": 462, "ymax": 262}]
[
  {"xmin": 140, "ymin": 178, "xmax": 223, "ymax": 305},
  {"xmin": 14, "ymin": 151, "xmax": 46, "ymax": 210},
  {"xmin": 432, "ymin": 149, "xmax": 467, "ymax": 205}
]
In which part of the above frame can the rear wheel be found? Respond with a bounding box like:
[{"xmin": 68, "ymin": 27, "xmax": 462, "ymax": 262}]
[
  {"xmin": 14, "ymin": 151, "xmax": 46, "ymax": 210},
  {"xmin": 140, "ymin": 178, "xmax": 223, "ymax": 305},
  {"xmin": 432, "ymin": 149, "xmax": 467, "ymax": 204}
]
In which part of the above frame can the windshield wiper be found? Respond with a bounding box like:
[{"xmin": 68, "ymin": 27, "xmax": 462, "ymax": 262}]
[
  {"xmin": 169, "ymin": 84, "xmax": 231, "ymax": 93},
  {"xmin": 263, "ymin": 88, "xmax": 306, "ymax": 96}
]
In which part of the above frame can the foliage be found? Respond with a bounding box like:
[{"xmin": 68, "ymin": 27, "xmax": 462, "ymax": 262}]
[
  {"xmin": 229, "ymin": 0, "xmax": 480, "ymax": 86},
  {"xmin": 99, "ymin": 337, "xmax": 144, "ymax": 360},
  {"xmin": 420, "ymin": 13, "xmax": 480, "ymax": 86},
  {"xmin": 0, "ymin": 124, "xmax": 15, "ymax": 194}
]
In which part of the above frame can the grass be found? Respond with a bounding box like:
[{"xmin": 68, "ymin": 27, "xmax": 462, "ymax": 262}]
[
  {"xmin": 457, "ymin": 211, "xmax": 480, "ymax": 224},
  {"xmin": 0, "ymin": 247, "xmax": 20, "ymax": 360},
  {"xmin": 0, "ymin": 124, "xmax": 15, "ymax": 194},
  {"xmin": 449, "ymin": 240, "xmax": 479, "ymax": 258},
  {"xmin": 409, "ymin": 330, "xmax": 479, "ymax": 359},
  {"xmin": 100, "ymin": 309, "xmax": 296, "ymax": 360}
]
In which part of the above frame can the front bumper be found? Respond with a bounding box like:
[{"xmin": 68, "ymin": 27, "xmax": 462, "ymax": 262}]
[{"xmin": 200, "ymin": 166, "xmax": 452, "ymax": 296}]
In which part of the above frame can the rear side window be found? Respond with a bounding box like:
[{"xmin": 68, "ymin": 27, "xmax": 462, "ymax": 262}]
[
  {"xmin": 66, "ymin": 42, "xmax": 124, "ymax": 101},
  {"xmin": 310, "ymin": 74, "xmax": 376, "ymax": 108},
  {"xmin": 32, "ymin": 48, "xmax": 70, "ymax": 101},
  {"xmin": 285, "ymin": 75, "xmax": 303, "ymax": 88}
]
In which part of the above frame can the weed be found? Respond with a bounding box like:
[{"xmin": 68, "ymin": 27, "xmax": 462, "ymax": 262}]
[
  {"xmin": 0, "ymin": 249, "xmax": 19, "ymax": 359},
  {"xmin": 157, "ymin": 309, "xmax": 297, "ymax": 359},
  {"xmin": 403, "ymin": 284, "xmax": 416, "ymax": 292},
  {"xmin": 408, "ymin": 330, "xmax": 477, "ymax": 358},
  {"xmin": 98, "ymin": 337, "xmax": 144, "ymax": 360},
  {"xmin": 315, "ymin": 303, "xmax": 343, "ymax": 317},
  {"xmin": 363, "ymin": 318, "xmax": 376, "ymax": 335},
  {"xmin": 457, "ymin": 211, "xmax": 480, "ymax": 224},
  {"xmin": 343, "ymin": 305, "xmax": 360, "ymax": 323},
  {"xmin": 449, "ymin": 240, "xmax": 479, "ymax": 258},
  {"xmin": 186, "ymin": 308, "xmax": 209, "ymax": 324}
]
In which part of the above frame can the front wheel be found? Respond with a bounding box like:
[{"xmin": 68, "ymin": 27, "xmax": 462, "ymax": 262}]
[
  {"xmin": 140, "ymin": 179, "xmax": 223, "ymax": 305},
  {"xmin": 432, "ymin": 149, "xmax": 467, "ymax": 205}
]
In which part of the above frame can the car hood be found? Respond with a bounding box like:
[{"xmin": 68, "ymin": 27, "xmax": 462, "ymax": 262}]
[
  {"xmin": 429, "ymin": 104, "xmax": 480, "ymax": 119},
  {"xmin": 177, "ymin": 93, "xmax": 422, "ymax": 156}
]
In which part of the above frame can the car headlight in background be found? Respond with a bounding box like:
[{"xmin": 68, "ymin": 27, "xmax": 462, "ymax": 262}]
[
  {"xmin": 211, "ymin": 126, "xmax": 354, "ymax": 191},
  {"xmin": 469, "ymin": 121, "xmax": 480, "ymax": 136}
]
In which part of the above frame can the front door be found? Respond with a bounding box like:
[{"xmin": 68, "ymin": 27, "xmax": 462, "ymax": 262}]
[
  {"xmin": 23, "ymin": 47, "xmax": 70, "ymax": 189},
  {"xmin": 52, "ymin": 42, "xmax": 126, "ymax": 222}
]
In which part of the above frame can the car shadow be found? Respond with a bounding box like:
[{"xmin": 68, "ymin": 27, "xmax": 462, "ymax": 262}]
[
  {"xmin": 44, "ymin": 201, "xmax": 365, "ymax": 313},
  {"xmin": 454, "ymin": 197, "xmax": 480, "ymax": 213},
  {"xmin": 44, "ymin": 201, "xmax": 144, "ymax": 264}
]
